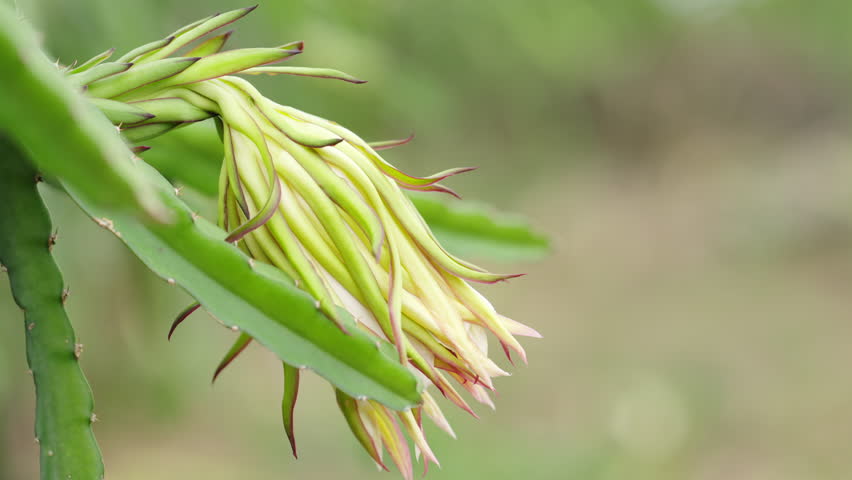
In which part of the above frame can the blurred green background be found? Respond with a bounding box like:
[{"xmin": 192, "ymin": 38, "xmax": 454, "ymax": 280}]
[{"xmin": 4, "ymin": 0, "xmax": 852, "ymax": 478}]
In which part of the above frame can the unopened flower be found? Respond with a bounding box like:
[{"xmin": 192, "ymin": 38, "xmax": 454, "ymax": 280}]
[
  {"xmin": 202, "ymin": 77, "xmax": 540, "ymax": 477},
  {"xmin": 73, "ymin": 7, "xmax": 540, "ymax": 478}
]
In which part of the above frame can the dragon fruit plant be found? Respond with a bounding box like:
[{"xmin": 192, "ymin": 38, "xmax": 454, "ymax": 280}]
[{"xmin": 0, "ymin": 6, "xmax": 547, "ymax": 480}]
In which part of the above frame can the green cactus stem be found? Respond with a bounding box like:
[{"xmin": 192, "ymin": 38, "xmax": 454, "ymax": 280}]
[{"xmin": 0, "ymin": 136, "xmax": 103, "ymax": 480}]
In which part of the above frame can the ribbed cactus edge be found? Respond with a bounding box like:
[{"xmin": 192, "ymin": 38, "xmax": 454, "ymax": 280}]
[{"xmin": 0, "ymin": 136, "xmax": 104, "ymax": 480}]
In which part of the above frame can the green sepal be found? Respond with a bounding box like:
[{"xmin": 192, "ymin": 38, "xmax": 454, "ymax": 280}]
[
  {"xmin": 281, "ymin": 363, "xmax": 300, "ymax": 458},
  {"xmin": 118, "ymin": 110, "xmax": 548, "ymax": 262},
  {"xmin": 89, "ymin": 97, "xmax": 154, "ymax": 125},
  {"xmin": 241, "ymin": 66, "xmax": 366, "ymax": 84},
  {"xmin": 361, "ymin": 401, "xmax": 413, "ymax": 480},
  {"xmin": 119, "ymin": 47, "xmax": 302, "ymax": 101},
  {"xmin": 121, "ymin": 122, "xmax": 183, "ymax": 143},
  {"xmin": 212, "ymin": 332, "xmax": 253, "ymax": 381},
  {"xmin": 115, "ymin": 36, "xmax": 176, "ymax": 63},
  {"xmin": 335, "ymin": 390, "xmax": 389, "ymax": 471},
  {"xmin": 223, "ymin": 77, "xmax": 342, "ymax": 147},
  {"xmin": 367, "ymin": 133, "xmax": 414, "ymax": 151},
  {"xmin": 127, "ymin": 97, "xmax": 213, "ymax": 124},
  {"xmin": 70, "ymin": 62, "xmax": 133, "ymax": 87},
  {"xmin": 69, "ymin": 47, "xmax": 114, "ymax": 74},
  {"xmin": 138, "ymin": 6, "xmax": 257, "ymax": 63},
  {"xmin": 185, "ymin": 31, "xmax": 233, "ymax": 57},
  {"xmin": 86, "ymin": 57, "xmax": 201, "ymax": 99}
]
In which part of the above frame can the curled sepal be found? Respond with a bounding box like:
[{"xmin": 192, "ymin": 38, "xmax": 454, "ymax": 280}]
[
  {"xmin": 421, "ymin": 391, "xmax": 455, "ymax": 438},
  {"xmin": 498, "ymin": 315, "xmax": 542, "ymax": 338},
  {"xmin": 224, "ymin": 175, "xmax": 281, "ymax": 244},
  {"xmin": 121, "ymin": 47, "xmax": 302, "ymax": 101},
  {"xmin": 175, "ymin": 47, "xmax": 304, "ymax": 84},
  {"xmin": 224, "ymin": 77, "xmax": 342, "ymax": 147},
  {"xmin": 421, "ymin": 365, "xmax": 478, "ymax": 419},
  {"xmin": 69, "ymin": 47, "xmax": 114, "ymax": 74},
  {"xmin": 139, "ymin": 6, "xmax": 258, "ymax": 62},
  {"xmin": 241, "ymin": 66, "xmax": 366, "ymax": 84},
  {"xmin": 445, "ymin": 274, "xmax": 528, "ymax": 363},
  {"xmin": 278, "ymin": 40, "xmax": 305, "ymax": 54},
  {"xmin": 335, "ymin": 390, "xmax": 389, "ymax": 472},
  {"xmin": 121, "ymin": 122, "xmax": 182, "ymax": 143},
  {"xmin": 360, "ymin": 401, "xmax": 414, "ymax": 480},
  {"xmin": 70, "ymin": 62, "xmax": 132, "ymax": 87},
  {"xmin": 89, "ymin": 97, "xmax": 154, "ymax": 125},
  {"xmin": 185, "ymin": 30, "xmax": 233, "ymax": 57},
  {"xmin": 262, "ymin": 107, "xmax": 342, "ymax": 148},
  {"xmin": 282, "ymin": 107, "xmax": 479, "ymax": 188},
  {"xmin": 127, "ymin": 97, "xmax": 212, "ymax": 124},
  {"xmin": 167, "ymin": 302, "xmax": 201, "ymax": 340},
  {"xmin": 326, "ymin": 141, "xmax": 522, "ymax": 284},
  {"xmin": 399, "ymin": 409, "xmax": 439, "ymax": 474},
  {"xmin": 368, "ymin": 133, "xmax": 415, "ymax": 151},
  {"xmin": 115, "ymin": 36, "xmax": 176, "ymax": 63},
  {"xmin": 387, "ymin": 234, "xmax": 405, "ymax": 362},
  {"xmin": 212, "ymin": 332, "xmax": 253, "ymax": 382},
  {"xmin": 169, "ymin": 13, "xmax": 217, "ymax": 38},
  {"xmin": 400, "ymin": 182, "xmax": 462, "ymax": 200},
  {"xmin": 244, "ymin": 124, "xmax": 384, "ymax": 258},
  {"xmin": 385, "ymin": 165, "xmax": 477, "ymax": 189},
  {"xmin": 86, "ymin": 57, "xmax": 201, "ymax": 99},
  {"xmin": 281, "ymin": 363, "xmax": 300, "ymax": 458}
]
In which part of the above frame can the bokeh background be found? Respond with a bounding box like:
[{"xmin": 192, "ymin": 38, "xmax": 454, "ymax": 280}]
[{"xmin": 3, "ymin": 0, "xmax": 852, "ymax": 478}]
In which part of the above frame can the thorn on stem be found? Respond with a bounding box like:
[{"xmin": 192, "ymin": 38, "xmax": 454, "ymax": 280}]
[
  {"xmin": 61, "ymin": 287, "xmax": 70, "ymax": 304},
  {"xmin": 47, "ymin": 229, "xmax": 58, "ymax": 251},
  {"xmin": 74, "ymin": 343, "xmax": 84, "ymax": 359},
  {"xmin": 94, "ymin": 217, "xmax": 115, "ymax": 231}
]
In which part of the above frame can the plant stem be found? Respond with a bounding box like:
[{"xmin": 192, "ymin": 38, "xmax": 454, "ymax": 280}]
[{"xmin": 0, "ymin": 136, "xmax": 104, "ymax": 480}]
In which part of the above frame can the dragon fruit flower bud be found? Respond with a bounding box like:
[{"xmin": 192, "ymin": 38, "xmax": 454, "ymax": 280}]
[
  {"xmin": 201, "ymin": 77, "xmax": 539, "ymax": 478},
  {"xmin": 86, "ymin": 7, "xmax": 541, "ymax": 478}
]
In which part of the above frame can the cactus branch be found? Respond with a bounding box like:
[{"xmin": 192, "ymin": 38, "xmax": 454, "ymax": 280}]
[{"xmin": 0, "ymin": 136, "xmax": 104, "ymax": 480}]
